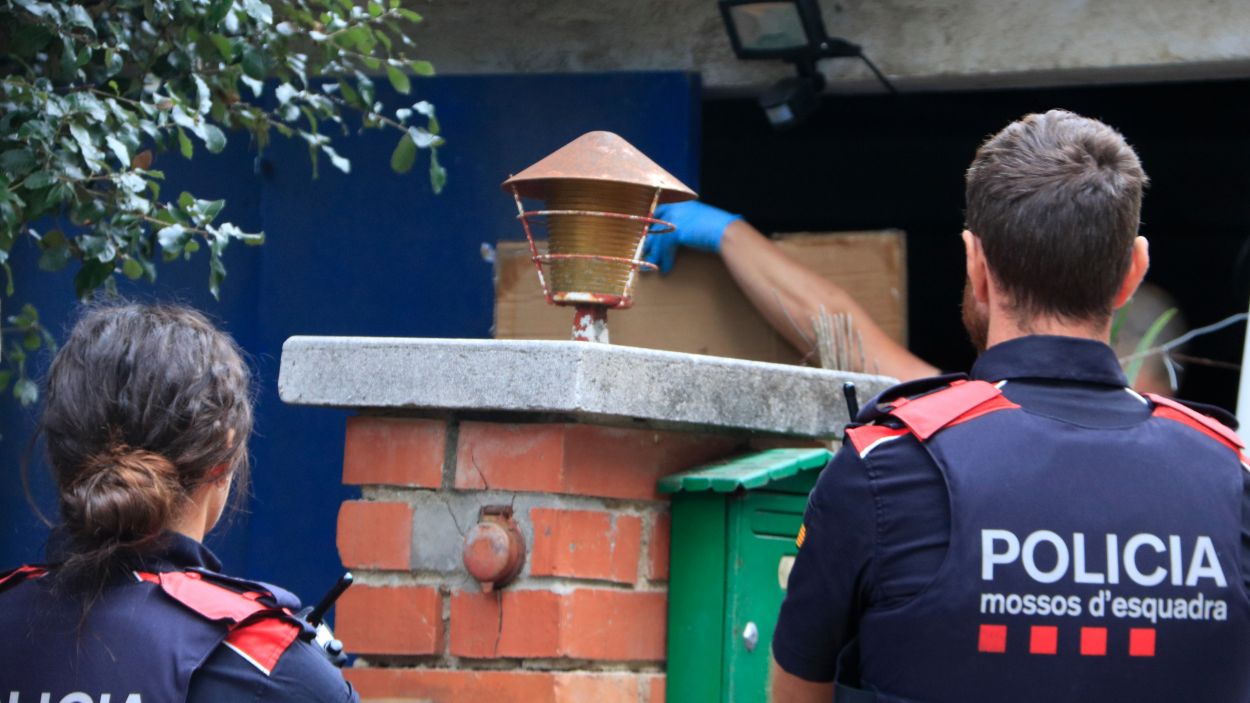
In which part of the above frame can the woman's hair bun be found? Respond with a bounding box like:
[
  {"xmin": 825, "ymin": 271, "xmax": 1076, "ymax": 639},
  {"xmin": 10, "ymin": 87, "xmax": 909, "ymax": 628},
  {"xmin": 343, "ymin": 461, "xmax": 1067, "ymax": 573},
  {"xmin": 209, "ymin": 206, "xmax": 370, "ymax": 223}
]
[{"xmin": 61, "ymin": 447, "xmax": 182, "ymax": 545}]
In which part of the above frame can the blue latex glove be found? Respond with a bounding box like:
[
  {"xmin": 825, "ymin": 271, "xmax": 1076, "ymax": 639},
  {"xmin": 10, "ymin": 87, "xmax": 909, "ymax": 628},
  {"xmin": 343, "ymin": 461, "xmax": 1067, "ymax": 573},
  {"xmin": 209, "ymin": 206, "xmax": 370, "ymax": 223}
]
[{"xmin": 643, "ymin": 201, "xmax": 742, "ymax": 274}]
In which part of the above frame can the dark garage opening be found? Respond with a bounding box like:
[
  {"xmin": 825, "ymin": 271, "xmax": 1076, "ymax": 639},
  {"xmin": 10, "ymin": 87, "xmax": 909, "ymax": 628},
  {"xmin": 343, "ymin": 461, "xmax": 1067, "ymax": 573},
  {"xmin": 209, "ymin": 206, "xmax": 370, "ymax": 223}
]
[{"xmin": 701, "ymin": 78, "xmax": 1250, "ymax": 410}]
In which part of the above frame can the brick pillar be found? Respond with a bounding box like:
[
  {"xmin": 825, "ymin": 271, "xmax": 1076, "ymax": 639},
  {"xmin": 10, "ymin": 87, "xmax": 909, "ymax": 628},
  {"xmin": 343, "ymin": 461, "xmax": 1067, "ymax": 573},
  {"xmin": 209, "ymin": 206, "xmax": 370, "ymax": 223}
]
[
  {"xmin": 279, "ymin": 336, "xmax": 888, "ymax": 702},
  {"xmin": 333, "ymin": 414, "xmax": 741, "ymax": 703}
]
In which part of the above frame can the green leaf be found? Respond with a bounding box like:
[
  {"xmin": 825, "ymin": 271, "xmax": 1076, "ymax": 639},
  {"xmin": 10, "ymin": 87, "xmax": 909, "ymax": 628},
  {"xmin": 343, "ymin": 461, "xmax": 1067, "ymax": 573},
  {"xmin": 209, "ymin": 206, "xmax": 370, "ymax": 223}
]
[
  {"xmin": 0, "ymin": 371, "xmax": 12, "ymax": 393},
  {"xmin": 199, "ymin": 198, "xmax": 226, "ymax": 223},
  {"xmin": 206, "ymin": 0, "xmax": 233, "ymax": 25},
  {"xmin": 74, "ymin": 259, "xmax": 114, "ymax": 299},
  {"xmin": 429, "ymin": 148, "xmax": 446, "ymax": 194},
  {"xmin": 390, "ymin": 134, "xmax": 417, "ymax": 174},
  {"xmin": 39, "ymin": 229, "xmax": 66, "ymax": 250},
  {"xmin": 335, "ymin": 27, "xmax": 374, "ymax": 52},
  {"xmin": 0, "ymin": 150, "xmax": 36, "ymax": 178},
  {"xmin": 157, "ymin": 224, "xmax": 189, "ymax": 252},
  {"xmin": 123, "ymin": 258, "xmax": 144, "ymax": 280},
  {"xmin": 178, "ymin": 128, "xmax": 194, "ymax": 159},
  {"xmin": 23, "ymin": 332, "xmax": 40, "ymax": 351},
  {"xmin": 410, "ymin": 60, "xmax": 435, "ymax": 76},
  {"xmin": 338, "ymin": 80, "xmax": 362, "ymax": 108},
  {"xmin": 14, "ymin": 379, "xmax": 37, "ymax": 407},
  {"xmin": 208, "ymin": 249, "xmax": 227, "ymax": 300},
  {"xmin": 202, "ymin": 124, "xmax": 227, "ymax": 153},
  {"xmin": 1124, "ymin": 308, "xmax": 1178, "ymax": 386},
  {"xmin": 386, "ymin": 66, "xmax": 411, "ymax": 95},
  {"xmin": 242, "ymin": 47, "xmax": 267, "ymax": 81},
  {"xmin": 397, "ymin": 8, "xmax": 423, "ymax": 22},
  {"xmin": 209, "ymin": 34, "xmax": 237, "ymax": 61},
  {"xmin": 65, "ymin": 4, "xmax": 95, "ymax": 32},
  {"xmin": 367, "ymin": 1, "xmax": 384, "ymax": 17},
  {"xmin": 241, "ymin": 0, "xmax": 274, "ymax": 24},
  {"xmin": 24, "ymin": 171, "xmax": 57, "ymax": 189},
  {"xmin": 105, "ymin": 135, "xmax": 130, "ymax": 165}
]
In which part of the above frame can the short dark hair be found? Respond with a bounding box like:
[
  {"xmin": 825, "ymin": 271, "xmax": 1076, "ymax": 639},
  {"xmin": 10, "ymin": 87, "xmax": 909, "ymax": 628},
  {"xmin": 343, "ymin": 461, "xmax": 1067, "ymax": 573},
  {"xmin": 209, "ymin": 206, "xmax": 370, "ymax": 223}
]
[
  {"xmin": 965, "ymin": 109, "xmax": 1148, "ymax": 322},
  {"xmin": 35, "ymin": 304, "xmax": 253, "ymax": 599}
]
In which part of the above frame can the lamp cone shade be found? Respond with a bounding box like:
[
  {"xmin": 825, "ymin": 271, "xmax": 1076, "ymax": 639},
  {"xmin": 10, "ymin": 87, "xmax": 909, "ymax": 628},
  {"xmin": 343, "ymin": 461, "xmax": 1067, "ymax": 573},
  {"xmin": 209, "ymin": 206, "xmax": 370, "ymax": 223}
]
[{"xmin": 503, "ymin": 132, "xmax": 697, "ymax": 306}]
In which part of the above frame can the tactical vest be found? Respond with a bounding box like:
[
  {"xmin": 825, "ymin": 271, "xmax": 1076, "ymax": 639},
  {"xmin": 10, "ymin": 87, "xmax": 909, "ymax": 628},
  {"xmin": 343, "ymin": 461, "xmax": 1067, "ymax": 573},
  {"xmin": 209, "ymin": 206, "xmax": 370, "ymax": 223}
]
[
  {"xmin": 843, "ymin": 380, "xmax": 1250, "ymax": 703},
  {"xmin": 0, "ymin": 563, "xmax": 306, "ymax": 703}
]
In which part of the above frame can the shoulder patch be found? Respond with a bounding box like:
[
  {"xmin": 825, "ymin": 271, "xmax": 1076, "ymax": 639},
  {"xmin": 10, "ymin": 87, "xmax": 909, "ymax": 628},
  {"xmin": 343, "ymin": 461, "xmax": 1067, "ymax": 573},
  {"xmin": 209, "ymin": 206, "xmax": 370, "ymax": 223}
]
[
  {"xmin": 1147, "ymin": 393, "xmax": 1245, "ymax": 454},
  {"xmin": 224, "ymin": 618, "xmax": 302, "ymax": 675},
  {"xmin": 855, "ymin": 372, "xmax": 969, "ymax": 424},
  {"xmin": 0, "ymin": 565, "xmax": 47, "ymax": 592},
  {"xmin": 846, "ymin": 424, "xmax": 910, "ymax": 459},
  {"xmin": 887, "ymin": 379, "xmax": 1019, "ymax": 441},
  {"xmin": 138, "ymin": 569, "xmax": 302, "ymax": 676}
]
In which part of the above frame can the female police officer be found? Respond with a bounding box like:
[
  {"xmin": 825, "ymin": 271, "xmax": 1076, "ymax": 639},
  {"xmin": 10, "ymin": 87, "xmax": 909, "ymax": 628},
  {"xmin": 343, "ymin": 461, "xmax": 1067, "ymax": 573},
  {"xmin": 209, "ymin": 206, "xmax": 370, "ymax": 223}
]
[{"xmin": 0, "ymin": 304, "xmax": 358, "ymax": 703}]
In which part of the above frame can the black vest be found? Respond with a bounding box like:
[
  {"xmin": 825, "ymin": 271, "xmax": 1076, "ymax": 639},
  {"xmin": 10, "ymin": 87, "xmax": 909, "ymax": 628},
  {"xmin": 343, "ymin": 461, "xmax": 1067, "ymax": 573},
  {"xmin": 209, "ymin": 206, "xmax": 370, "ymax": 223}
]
[
  {"xmin": 847, "ymin": 381, "xmax": 1250, "ymax": 703},
  {"xmin": 0, "ymin": 557, "xmax": 306, "ymax": 703}
]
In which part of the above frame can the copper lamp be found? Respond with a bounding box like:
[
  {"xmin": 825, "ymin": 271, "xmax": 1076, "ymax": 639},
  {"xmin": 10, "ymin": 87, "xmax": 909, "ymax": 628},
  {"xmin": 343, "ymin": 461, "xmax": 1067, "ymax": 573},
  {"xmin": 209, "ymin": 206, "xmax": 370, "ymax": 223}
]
[{"xmin": 503, "ymin": 131, "xmax": 697, "ymax": 343}]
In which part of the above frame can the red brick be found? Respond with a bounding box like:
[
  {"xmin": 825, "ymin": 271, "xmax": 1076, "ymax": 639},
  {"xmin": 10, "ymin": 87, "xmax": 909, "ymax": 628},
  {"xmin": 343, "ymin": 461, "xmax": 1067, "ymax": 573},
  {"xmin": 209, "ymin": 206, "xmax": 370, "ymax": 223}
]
[
  {"xmin": 648, "ymin": 513, "xmax": 671, "ymax": 582},
  {"xmin": 450, "ymin": 590, "xmax": 561, "ymax": 658},
  {"xmin": 455, "ymin": 422, "xmax": 739, "ymax": 499},
  {"xmin": 562, "ymin": 589, "xmax": 667, "ymax": 660},
  {"xmin": 344, "ymin": 416, "xmax": 445, "ymax": 488},
  {"xmin": 336, "ymin": 501, "xmax": 412, "ymax": 570},
  {"xmin": 450, "ymin": 588, "xmax": 666, "ymax": 661},
  {"xmin": 345, "ymin": 668, "xmax": 642, "ymax": 703},
  {"xmin": 530, "ymin": 508, "xmax": 642, "ymax": 584},
  {"xmin": 646, "ymin": 674, "xmax": 666, "ymax": 703},
  {"xmin": 554, "ymin": 673, "xmax": 640, "ymax": 703},
  {"xmin": 455, "ymin": 422, "xmax": 565, "ymax": 491},
  {"xmin": 562, "ymin": 425, "xmax": 739, "ymax": 500},
  {"xmin": 336, "ymin": 585, "xmax": 442, "ymax": 655}
]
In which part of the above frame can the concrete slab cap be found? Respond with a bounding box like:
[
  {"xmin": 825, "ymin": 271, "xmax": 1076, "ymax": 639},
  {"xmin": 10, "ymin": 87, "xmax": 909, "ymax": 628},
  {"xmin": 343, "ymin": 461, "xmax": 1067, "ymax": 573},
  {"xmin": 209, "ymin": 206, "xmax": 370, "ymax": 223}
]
[{"xmin": 278, "ymin": 337, "xmax": 897, "ymax": 439}]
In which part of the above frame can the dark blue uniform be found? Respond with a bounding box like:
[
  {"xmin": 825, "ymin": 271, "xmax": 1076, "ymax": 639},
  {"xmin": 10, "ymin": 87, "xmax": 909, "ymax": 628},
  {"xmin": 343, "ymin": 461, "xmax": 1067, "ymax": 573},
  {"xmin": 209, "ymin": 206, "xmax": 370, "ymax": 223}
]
[
  {"xmin": 774, "ymin": 335, "xmax": 1250, "ymax": 702},
  {"xmin": 0, "ymin": 532, "xmax": 358, "ymax": 703}
]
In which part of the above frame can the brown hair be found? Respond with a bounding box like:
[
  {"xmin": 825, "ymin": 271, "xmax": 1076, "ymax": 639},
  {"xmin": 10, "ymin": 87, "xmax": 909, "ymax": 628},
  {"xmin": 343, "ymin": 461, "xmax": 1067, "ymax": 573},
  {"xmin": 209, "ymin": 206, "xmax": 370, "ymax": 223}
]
[
  {"xmin": 36, "ymin": 304, "xmax": 253, "ymax": 597},
  {"xmin": 965, "ymin": 109, "xmax": 1149, "ymax": 322}
]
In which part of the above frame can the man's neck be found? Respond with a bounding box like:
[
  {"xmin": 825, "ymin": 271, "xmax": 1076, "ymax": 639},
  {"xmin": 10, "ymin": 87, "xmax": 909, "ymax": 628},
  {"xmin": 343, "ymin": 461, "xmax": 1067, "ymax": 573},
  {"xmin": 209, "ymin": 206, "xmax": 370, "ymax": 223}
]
[{"xmin": 985, "ymin": 311, "xmax": 1111, "ymax": 349}]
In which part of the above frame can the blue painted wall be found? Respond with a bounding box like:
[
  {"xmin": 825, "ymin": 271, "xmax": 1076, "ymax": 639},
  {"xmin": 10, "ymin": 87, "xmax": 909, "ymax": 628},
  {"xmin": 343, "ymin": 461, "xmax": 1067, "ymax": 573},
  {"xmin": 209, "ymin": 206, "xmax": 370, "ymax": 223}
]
[{"xmin": 1, "ymin": 72, "xmax": 701, "ymax": 607}]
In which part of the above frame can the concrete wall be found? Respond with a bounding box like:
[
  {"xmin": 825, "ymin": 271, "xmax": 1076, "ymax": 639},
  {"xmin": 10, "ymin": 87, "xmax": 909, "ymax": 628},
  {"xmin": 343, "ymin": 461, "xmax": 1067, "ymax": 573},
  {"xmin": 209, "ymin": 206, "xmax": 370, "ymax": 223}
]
[{"xmin": 413, "ymin": 0, "xmax": 1250, "ymax": 93}]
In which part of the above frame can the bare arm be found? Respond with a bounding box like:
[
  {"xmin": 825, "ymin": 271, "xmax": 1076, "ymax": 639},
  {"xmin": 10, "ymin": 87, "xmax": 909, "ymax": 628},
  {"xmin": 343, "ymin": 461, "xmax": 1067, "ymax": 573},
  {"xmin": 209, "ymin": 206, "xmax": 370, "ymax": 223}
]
[
  {"xmin": 770, "ymin": 658, "xmax": 834, "ymax": 703},
  {"xmin": 719, "ymin": 219, "xmax": 939, "ymax": 381}
]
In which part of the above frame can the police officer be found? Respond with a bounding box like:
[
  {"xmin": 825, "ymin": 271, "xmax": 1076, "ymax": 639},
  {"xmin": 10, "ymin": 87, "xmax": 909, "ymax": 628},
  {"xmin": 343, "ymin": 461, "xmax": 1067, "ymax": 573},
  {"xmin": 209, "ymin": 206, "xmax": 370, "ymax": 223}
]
[
  {"xmin": 764, "ymin": 110, "xmax": 1250, "ymax": 702},
  {"xmin": 0, "ymin": 304, "xmax": 359, "ymax": 703}
]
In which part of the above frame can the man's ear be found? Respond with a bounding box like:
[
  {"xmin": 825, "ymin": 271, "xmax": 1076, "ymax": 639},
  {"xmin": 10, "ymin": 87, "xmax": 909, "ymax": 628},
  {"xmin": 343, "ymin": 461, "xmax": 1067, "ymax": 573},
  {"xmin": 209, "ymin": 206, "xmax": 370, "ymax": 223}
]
[
  {"xmin": 962, "ymin": 230, "xmax": 990, "ymax": 304},
  {"xmin": 1113, "ymin": 236, "xmax": 1150, "ymax": 309}
]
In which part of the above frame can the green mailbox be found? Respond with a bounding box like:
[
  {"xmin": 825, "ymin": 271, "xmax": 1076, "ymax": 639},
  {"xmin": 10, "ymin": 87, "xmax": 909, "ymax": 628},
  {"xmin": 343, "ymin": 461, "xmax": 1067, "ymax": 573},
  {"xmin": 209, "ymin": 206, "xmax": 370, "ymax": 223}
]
[{"xmin": 660, "ymin": 447, "xmax": 832, "ymax": 702}]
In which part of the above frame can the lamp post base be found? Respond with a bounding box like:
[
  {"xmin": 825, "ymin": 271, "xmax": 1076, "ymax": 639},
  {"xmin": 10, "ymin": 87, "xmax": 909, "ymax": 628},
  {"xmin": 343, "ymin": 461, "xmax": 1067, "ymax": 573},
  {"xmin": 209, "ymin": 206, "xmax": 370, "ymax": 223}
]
[{"xmin": 572, "ymin": 305, "xmax": 610, "ymax": 344}]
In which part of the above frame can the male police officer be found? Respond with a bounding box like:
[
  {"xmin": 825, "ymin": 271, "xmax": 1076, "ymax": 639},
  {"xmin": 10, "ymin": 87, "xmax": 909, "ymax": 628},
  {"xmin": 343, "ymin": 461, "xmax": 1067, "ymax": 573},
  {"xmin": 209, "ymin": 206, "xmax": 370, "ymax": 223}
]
[{"xmin": 766, "ymin": 110, "xmax": 1250, "ymax": 702}]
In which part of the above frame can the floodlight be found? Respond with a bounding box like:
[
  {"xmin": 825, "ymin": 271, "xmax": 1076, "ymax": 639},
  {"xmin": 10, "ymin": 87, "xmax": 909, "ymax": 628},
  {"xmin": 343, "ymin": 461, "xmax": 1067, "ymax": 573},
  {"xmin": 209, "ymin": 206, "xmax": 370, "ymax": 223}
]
[{"xmin": 719, "ymin": 0, "xmax": 895, "ymax": 128}]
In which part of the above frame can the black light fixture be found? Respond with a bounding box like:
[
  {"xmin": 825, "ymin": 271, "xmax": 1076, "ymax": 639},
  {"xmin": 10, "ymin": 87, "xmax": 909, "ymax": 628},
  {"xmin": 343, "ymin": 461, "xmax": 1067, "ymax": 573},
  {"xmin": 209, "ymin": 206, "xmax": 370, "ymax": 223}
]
[{"xmin": 718, "ymin": 0, "xmax": 895, "ymax": 128}]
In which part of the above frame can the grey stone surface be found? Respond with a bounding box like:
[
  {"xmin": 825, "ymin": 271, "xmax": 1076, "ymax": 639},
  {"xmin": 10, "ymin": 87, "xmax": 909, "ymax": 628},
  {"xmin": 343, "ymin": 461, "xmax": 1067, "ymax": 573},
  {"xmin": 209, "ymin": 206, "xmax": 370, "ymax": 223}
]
[
  {"xmin": 409, "ymin": 0, "xmax": 1250, "ymax": 92},
  {"xmin": 279, "ymin": 337, "xmax": 895, "ymax": 439}
]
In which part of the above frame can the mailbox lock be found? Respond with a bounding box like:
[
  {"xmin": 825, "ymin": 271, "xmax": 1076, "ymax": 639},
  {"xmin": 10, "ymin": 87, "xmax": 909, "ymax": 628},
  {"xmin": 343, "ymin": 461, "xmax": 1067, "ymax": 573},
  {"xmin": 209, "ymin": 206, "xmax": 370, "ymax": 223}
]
[
  {"xmin": 742, "ymin": 622, "xmax": 759, "ymax": 652},
  {"xmin": 463, "ymin": 506, "xmax": 526, "ymax": 593}
]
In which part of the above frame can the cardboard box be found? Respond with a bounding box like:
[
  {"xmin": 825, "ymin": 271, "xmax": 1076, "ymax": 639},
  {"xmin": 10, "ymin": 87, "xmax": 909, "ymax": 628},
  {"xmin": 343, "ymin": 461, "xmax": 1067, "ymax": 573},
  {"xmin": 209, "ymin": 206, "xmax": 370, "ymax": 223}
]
[{"xmin": 493, "ymin": 231, "xmax": 906, "ymax": 366}]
